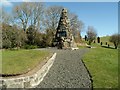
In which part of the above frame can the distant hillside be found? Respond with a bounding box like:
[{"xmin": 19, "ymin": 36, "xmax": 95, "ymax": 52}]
[
  {"xmin": 81, "ymin": 35, "xmax": 114, "ymax": 46},
  {"xmin": 100, "ymin": 36, "xmax": 113, "ymax": 46},
  {"xmin": 100, "ymin": 36, "xmax": 110, "ymax": 42}
]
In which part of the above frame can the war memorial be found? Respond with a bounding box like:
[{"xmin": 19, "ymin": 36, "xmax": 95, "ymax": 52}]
[{"xmin": 54, "ymin": 8, "xmax": 78, "ymax": 50}]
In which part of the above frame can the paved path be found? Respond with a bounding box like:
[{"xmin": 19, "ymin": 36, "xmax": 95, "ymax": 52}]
[{"xmin": 36, "ymin": 49, "xmax": 91, "ymax": 88}]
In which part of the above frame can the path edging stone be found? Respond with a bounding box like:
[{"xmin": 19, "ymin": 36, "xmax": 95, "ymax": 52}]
[{"xmin": 81, "ymin": 59, "xmax": 93, "ymax": 89}]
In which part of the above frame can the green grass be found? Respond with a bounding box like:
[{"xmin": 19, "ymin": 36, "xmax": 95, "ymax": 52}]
[
  {"xmin": 79, "ymin": 36, "xmax": 118, "ymax": 87},
  {"xmin": 82, "ymin": 47, "xmax": 118, "ymax": 88},
  {"xmin": 77, "ymin": 46, "xmax": 87, "ymax": 49},
  {"xmin": 80, "ymin": 35, "xmax": 115, "ymax": 48},
  {"xmin": 2, "ymin": 49, "xmax": 51, "ymax": 74},
  {"xmin": 100, "ymin": 36, "xmax": 110, "ymax": 42},
  {"xmin": 100, "ymin": 36, "xmax": 113, "ymax": 46}
]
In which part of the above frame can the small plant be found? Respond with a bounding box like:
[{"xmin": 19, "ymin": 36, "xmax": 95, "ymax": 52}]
[{"xmin": 106, "ymin": 42, "xmax": 108, "ymax": 45}]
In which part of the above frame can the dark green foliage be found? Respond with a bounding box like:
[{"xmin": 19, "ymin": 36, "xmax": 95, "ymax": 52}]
[
  {"xmin": 26, "ymin": 25, "xmax": 37, "ymax": 45},
  {"xmin": 97, "ymin": 37, "xmax": 100, "ymax": 43},
  {"xmin": 34, "ymin": 32, "xmax": 44, "ymax": 47},
  {"xmin": 85, "ymin": 35, "xmax": 87, "ymax": 41},
  {"xmin": 26, "ymin": 25, "xmax": 54, "ymax": 48},
  {"xmin": 45, "ymin": 29, "xmax": 55, "ymax": 47},
  {"xmin": 24, "ymin": 45, "xmax": 38, "ymax": 49},
  {"xmin": 101, "ymin": 42, "xmax": 102, "ymax": 45},
  {"xmin": 2, "ymin": 39, "xmax": 11, "ymax": 49},
  {"xmin": 2, "ymin": 24, "xmax": 27, "ymax": 49},
  {"xmin": 2, "ymin": 24, "xmax": 56, "ymax": 49},
  {"xmin": 42, "ymin": 36, "xmax": 48, "ymax": 47},
  {"xmin": 106, "ymin": 42, "xmax": 107, "ymax": 45}
]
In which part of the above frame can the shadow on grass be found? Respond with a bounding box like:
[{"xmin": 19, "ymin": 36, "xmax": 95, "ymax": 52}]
[{"xmin": 101, "ymin": 45, "xmax": 115, "ymax": 49}]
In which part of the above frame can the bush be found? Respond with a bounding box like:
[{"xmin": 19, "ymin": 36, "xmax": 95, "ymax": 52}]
[
  {"xmin": 97, "ymin": 37, "xmax": 100, "ymax": 43},
  {"xmin": 26, "ymin": 25, "xmax": 48, "ymax": 48},
  {"xmin": 2, "ymin": 39, "xmax": 11, "ymax": 49},
  {"xmin": 45, "ymin": 29, "xmax": 55, "ymax": 47},
  {"xmin": 24, "ymin": 45, "xmax": 38, "ymax": 49},
  {"xmin": 26, "ymin": 25, "xmax": 36, "ymax": 45},
  {"xmin": 2, "ymin": 24, "xmax": 56, "ymax": 49},
  {"xmin": 109, "ymin": 34, "xmax": 120, "ymax": 49},
  {"xmin": 106, "ymin": 42, "xmax": 107, "ymax": 45},
  {"xmin": 2, "ymin": 23, "xmax": 27, "ymax": 49}
]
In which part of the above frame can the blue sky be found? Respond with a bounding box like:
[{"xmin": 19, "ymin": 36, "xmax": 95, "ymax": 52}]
[
  {"xmin": 46, "ymin": 2, "xmax": 118, "ymax": 37},
  {"xmin": 1, "ymin": 0, "xmax": 118, "ymax": 37}
]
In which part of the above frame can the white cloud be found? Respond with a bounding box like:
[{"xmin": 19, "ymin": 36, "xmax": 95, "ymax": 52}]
[{"xmin": 1, "ymin": 0, "xmax": 13, "ymax": 7}]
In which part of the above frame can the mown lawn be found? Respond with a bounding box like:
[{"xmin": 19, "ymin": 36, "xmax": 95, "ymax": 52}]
[
  {"xmin": 2, "ymin": 49, "xmax": 51, "ymax": 75},
  {"xmin": 100, "ymin": 36, "xmax": 113, "ymax": 46},
  {"xmin": 82, "ymin": 47, "xmax": 118, "ymax": 88}
]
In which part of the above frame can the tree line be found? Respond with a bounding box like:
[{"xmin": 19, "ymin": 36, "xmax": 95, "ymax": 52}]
[
  {"xmin": 2, "ymin": 2, "xmax": 118, "ymax": 49},
  {"xmin": 1, "ymin": 2, "xmax": 84, "ymax": 49}
]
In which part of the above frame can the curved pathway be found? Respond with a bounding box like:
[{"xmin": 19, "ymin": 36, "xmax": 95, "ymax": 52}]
[{"xmin": 36, "ymin": 49, "xmax": 91, "ymax": 88}]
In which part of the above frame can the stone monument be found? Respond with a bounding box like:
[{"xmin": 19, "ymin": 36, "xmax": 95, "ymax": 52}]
[{"xmin": 54, "ymin": 8, "xmax": 78, "ymax": 50}]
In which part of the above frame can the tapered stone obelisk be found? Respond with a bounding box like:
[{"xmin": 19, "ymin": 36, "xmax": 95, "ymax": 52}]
[{"xmin": 55, "ymin": 8, "xmax": 78, "ymax": 50}]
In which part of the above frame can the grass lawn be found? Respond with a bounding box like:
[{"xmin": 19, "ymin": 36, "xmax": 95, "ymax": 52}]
[
  {"xmin": 100, "ymin": 36, "xmax": 113, "ymax": 46},
  {"xmin": 2, "ymin": 49, "xmax": 51, "ymax": 75},
  {"xmin": 82, "ymin": 47, "xmax": 118, "ymax": 88}
]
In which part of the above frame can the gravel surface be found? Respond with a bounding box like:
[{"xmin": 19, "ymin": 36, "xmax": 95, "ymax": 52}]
[{"xmin": 36, "ymin": 48, "xmax": 92, "ymax": 88}]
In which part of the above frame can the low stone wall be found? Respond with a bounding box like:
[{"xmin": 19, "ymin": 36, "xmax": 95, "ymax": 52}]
[{"xmin": 0, "ymin": 53, "xmax": 57, "ymax": 88}]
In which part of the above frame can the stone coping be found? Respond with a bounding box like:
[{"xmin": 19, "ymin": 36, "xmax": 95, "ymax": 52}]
[
  {"xmin": 0, "ymin": 53, "xmax": 57, "ymax": 88},
  {"xmin": 71, "ymin": 47, "xmax": 79, "ymax": 50}
]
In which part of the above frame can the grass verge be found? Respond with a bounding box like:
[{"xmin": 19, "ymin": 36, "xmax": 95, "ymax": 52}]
[
  {"xmin": 2, "ymin": 49, "xmax": 51, "ymax": 75},
  {"xmin": 82, "ymin": 47, "xmax": 118, "ymax": 88}
]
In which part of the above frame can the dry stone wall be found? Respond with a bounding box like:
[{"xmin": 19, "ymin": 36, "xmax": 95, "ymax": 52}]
[
  {"xmin": 0, "ymin": 53, "xmax": 56, "ymax": 88},
  {"xmin": 55, "ymin": 8, "xmax": 78, "ymax": 50}
]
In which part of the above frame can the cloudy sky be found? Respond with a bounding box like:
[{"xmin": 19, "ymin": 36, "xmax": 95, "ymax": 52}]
[{"xmin": 1, "ymin": 0, "xmax": 119, "ymax": 37}]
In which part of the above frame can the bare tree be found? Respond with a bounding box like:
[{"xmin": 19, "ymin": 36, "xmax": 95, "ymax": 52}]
[
  {"xmin": 110, "ymin": 34, "xmax": 120, "ymax": 49},
  {"xmin": 86, "ymin": 26, "xmax": 97, "ymax": 45},
  {"xmin": 13, "ymin": 2, "xmax": 32, "ymax": 31},
  {"xmin": 29, "ymin": 2, "xmax": 44, "ymax": 30},
  {"xmin": 44, "ymin": 6, "xmax": 84, "ymax": 35},
  {"xmin": 44, "ymin": 6, "xmax": 63, "ymax": 31},
  {"xmin": 68, "ymin": 13, "xmax": 84, "ymax": 42},
  {"xmin": 13, "ymin": 2, "xmax": 45, "ymax": 32},
  {"xmin": 69, "ymin": 13, "xmax": 84, "ymax": 35}
]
